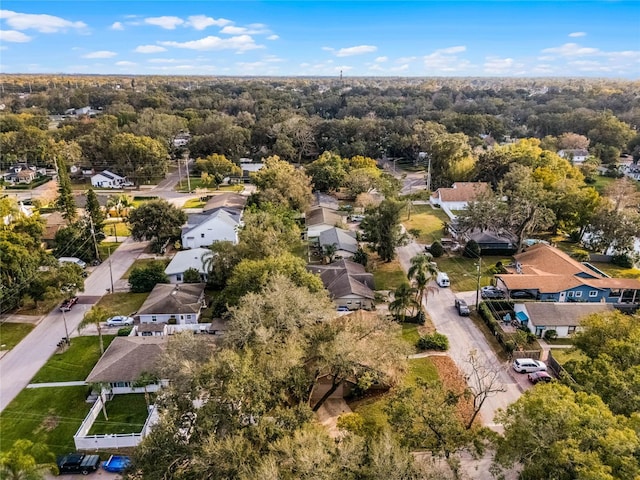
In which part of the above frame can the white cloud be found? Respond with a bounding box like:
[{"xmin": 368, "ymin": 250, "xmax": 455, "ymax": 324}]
[
  {"xmin": 144, "ymin": 16, "xmax": 184, "ymax": 30},
  {"xmin": 186, "ymin": 15, "xmax": 231, "ymax": 30},
  {"xmin": 263, "ymin": 54, "xmax": 284, "ymax": 63},
  {"xmin": 390, "ymin": 64, "xmax": 409, "ymax": 72},
  {"xmin": 0, "ymin": 29, "xmax": 31, "ymax": 42},
  {"xmin": 220, "ymin": 24, "xmax": 270, "ymax": 35},
  {"xmin": 0, "ymin": 10, "xmax": 86, "ymax": 33},
  {"xmin": 267, "ymin": 34, "xmax": 279, "ymax": 41},
  {"xmin": 111, "ymin": 21, "xmax": 124, "ymax": 31},
  {"xmin": 115, "ymin": 61, "xmax": 136, "ymax": 66},
  {"xmin": 396, "ymin": 56, "xmax": 417, "ymax": 63},
  {"xmin": 375, "ymin": 56, "xmax": 388, "ymax": 63},
  {"xmin": 423, "ymin": 46, "xmax": 471, "ymax": 72},
  {"xmin": 483, "ymin": 56, "xmax": 523, "ymax": 74},
  {"xmin": 160, "ymin": 35, "xmax": 263, "ymax": 52},
  {"xmin": 542, "ymin": 43, "xmax": 599, "ymax": 57},
  {"xmin": 134, "ymin": 45, "xmax": 167, "ymax": 54},
  {"xmin": 83, "ymin": 50, "xmax": 117, "ymax": 58},
  {"xmin": 436, "ymin": 45, "xmax": 466, "ymax": 54},
  {"xmin": 569, "ymin": 32, "xmax": 586, "ymax": 38},
  {"xmin": 147, "ymin": 58, "xmax": 181, "ymax": 63},
  {"xmin": 335, "ymin": 45, "xmax": 377, "ymax": 57}
]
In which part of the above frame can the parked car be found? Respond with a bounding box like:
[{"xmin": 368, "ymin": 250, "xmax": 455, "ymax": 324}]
[
  {"xmin": 56, "ymin": 453, "xmax": 100, "ymax": 475},
  {"xmin": 528, "ymin": 371, "xmax": 553, "ymax": 384},
  {"xmin": 59, "ymin": 296, "xmax": 79, "ymax": 312},
  {"xmin": 103, "ymin": 455, "xmax": 131, "ymax": 473},
  {"xmin": 510, "ymin": 290, "xmax": 536, "ymax": 299},
  {"xmin": 454, "ymin": 298, "xmax": 470, "ymax": 316},
  {"xmin": 336, "ymin": 306, "xmax": 350, "ymax": 312},
  {"xmin": 480, "ymin": 286, "xmax": 505, "ymax": 299},
  {"xmin": 512, "ymin": 358, "xmax": 547, "ymax": 373},
  {"xmin": 106, "ymin": 315, "xmax": 135, "ymax": 327}
]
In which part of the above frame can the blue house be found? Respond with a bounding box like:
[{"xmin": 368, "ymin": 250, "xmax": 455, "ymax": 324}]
[{"xmin": 495, "ymin": 244, "xmax": 640, "ymax": 306}]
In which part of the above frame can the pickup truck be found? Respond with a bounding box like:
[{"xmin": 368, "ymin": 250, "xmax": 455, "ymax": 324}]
[
  {"xmin": 56, "ymin": 453, "xmax": 101, "ymax": 475},
  {"xmin": 59, "ymin": 296, "xmax": 79, "ymax": 312}
]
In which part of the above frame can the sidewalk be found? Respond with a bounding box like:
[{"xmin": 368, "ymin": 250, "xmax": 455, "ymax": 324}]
[{"xmin": 27, "ymin": 381, "xmax": 87, "ymax": 388}]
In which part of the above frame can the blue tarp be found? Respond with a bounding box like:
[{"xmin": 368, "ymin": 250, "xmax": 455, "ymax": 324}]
[{"xmin": 516, "ymin": 311, "xmax": 529, "ymax": 323}]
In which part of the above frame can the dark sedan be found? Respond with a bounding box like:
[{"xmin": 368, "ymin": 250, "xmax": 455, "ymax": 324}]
[{"xmin": 510, "ymin": 290, "xmax": 536, "ymax": 299}]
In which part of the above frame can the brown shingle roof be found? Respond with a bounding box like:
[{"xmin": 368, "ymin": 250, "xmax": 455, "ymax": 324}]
[
  {"xmin": 203, "ymin": 193, "xmax": 247, "ymax": 213},
  {"xmin": 86, "ymin": 336, "xmax": 166, "ymax": 383},
  {"xmin": 508, "ymin": 243, "xmax": 598, "ymax": 277},
  {"xmin": 137, "ymin": 283, "xmax": 206, "ymax": 315},
  {"xmin": 432, "ymin": 182, "xmax": 490, "ymax": 203},
  {"xmin": 305, "ymin": 207, "xmax": 343, "ymax": 227},
  {"xmin": 308, "ymin": 260, "xmax": 375, "ymax": 300},
  {"xmin": 523, "ymin": 303, "xmax": 614, "ymax": 327},
  {"xmin": 498, "ymin": 274, "xmax": 584, "ymax": 293}
]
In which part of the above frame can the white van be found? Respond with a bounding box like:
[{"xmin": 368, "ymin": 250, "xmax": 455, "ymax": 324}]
[
  {"xmin": 436, "ymin": 272, "xmax": 450, "ymax": 287},
  {"xmin": 58, "ymin": 257, "xmax": 87, "ymax": 269}
]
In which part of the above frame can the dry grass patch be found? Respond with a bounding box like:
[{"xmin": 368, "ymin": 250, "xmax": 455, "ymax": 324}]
[{"xmin": 429, "ymin": 355, "xmax": 478, "ymax": 426}]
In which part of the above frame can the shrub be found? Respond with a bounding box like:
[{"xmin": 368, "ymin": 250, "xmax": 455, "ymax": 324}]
[
  {"xmin": 612, "ymin": 254, "xmax": 633, "ymax": 268},
  {"xmin": 572, "ymin": 249, "xmax": 590, "ymax": 262},
  {"xmin": 463, "ymin": 239, "xmax": 481, "ymax": 258},
  {"xmin": 543, "ymin": 329, "xmax": 558, "ymax": 340},
  {"xmin": 416, "ymin": 332, "xmax": 449, "ymax": 351},
  {"xmin": 430, "ymin": 241, "xmax": 444, "ymax": 258},
  {"xmin": 568, "ymin": 230, "xmax": 582, "ymax": 243},
  {"xmin": 129, "ymin": 261, "xmax": 169, "ymax": 293},
  {"xmin": 183, "ymin": 267, "xmax": 202, "ymax": 283},
  {"xmin": 117, "ymin": 326, "xmax": 132, "ymax": 336}
]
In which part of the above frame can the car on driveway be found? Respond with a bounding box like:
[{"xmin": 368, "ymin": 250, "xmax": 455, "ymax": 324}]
[
  {"xmin": 59, "ymin": 297, "xmax": 79, "ymax": 312},
  {"xmin": 513, "ymin": 358, "xmax": 547, "ymax": 373},
  {"xmin": 480, "ymin": 286, "xmax": 505, "ymax": 299},
  {"xmin": 528, "ymin": 371, "xmax": 553, "ymax": 384},
  {"xmin": 56, "ymin": 453, "xmax": 100, "ymax": 475},
  {"xmin": 106, "ymin": 315, "xmax": 135, "ymax": 327},
  {"xmin": 454, "ymin": 298, "xmax": 470, "ymax": 316},
  {"xmin": 510, "ymin": 290, "xmax": 536, "ymax": 300}
]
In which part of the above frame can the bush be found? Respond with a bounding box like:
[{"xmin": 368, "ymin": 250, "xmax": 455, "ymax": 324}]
[
  {"xmin": 568, "ymin": 230, "xmax": 582, "ymax": 243},
  {"xmin": 129, "ymin": 261, "xmax": 169, "ymax": 293},
  {"xmin": 612, "ymin": 254, "xmax": 633, "ymax": 268},
  {"xmin": 416, "ymin": 332, "xmax": 449, "ymax": 351},
  {"xmin": 183, "ymin": 267, "xmax": 202, "ymax": 283},
  {"xmin": 572, "ymin": 249, "xmax": 590, "ymax": 262},
  {"xmin": 430, "ymin": 241, "xmax": 444, "ymax": 258},
  {"xmin": 463, "ymin": 239, "xmax": 481, "ymax": 258},
  {"xmin": 543, "ymin": 329, "xmax": 558, "ymax": 340},
  {"xmin": 117, "ymin": 326, "xmax": 133, "ymax": 336}
]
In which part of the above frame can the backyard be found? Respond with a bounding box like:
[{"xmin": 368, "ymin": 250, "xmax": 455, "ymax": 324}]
[
  {"xmin": 88, "ymin": 394, "xmax": 152, "ymax": 435},
  {"xmin": 0, "ymin": 323, "xmax": 34, "ymax": 351}
]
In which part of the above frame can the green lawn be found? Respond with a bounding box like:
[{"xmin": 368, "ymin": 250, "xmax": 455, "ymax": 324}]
[
  {"xmin": 0, "ymin": 386, "xmax": 91, "ymax": 457},
  {"xmin": 549, "ymin": 348, "xmax": 587, "ymax": 365},
  {"xmin": 434, "ymin": 255, "xmax": 509, "ymax": 292},
  {"xmin": 104, "ymin": 220, "xmax": 131, "ymax": 238},
  {"xmin": 400, "ymin": 323, "xmax": 421, "ymax": 347},
  {"xmin": 98, "ymin": 242, "xmax": 121, "ymax": 260},
  {"xmin": 402, "ymin": 204, "xmax": 450, "ymax": 244},
  {"xmin": 88, "ymin": 394, "xmax": 151, "ymax": 435},
  {"xmin": 0, "ymin": 323, "xmax": 35, "ymax": 351},
  {"xmin": 590, "ymin": 262, "xmax": 640, "ymax": 279},
  {"xmin": 406, "ymin": 357, "xmax": 439, "ymax": 386},
  {"xmin": 182, "ymin": 198, "xmax": 206, "ymax": 209},
  {"xmin": 122, "ymin": 258, "xmax": 170, "ymax": 279},
  {"xmin": 95, "ymin": 292, "xmax": 149, "ymax": 316},
  {"xmin": 372, "ymin": 257, "xmax": 407, "ymax": 291},
  {"xmin": 30, "ymin": 335, "xmax": 116, "ymax": 383}
]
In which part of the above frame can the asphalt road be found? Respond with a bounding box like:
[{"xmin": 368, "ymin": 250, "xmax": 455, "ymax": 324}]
[
  {"xmin": 396, "ymin": 240, "xmax": 526, "ymax": 430},
  {"xmin": 0, "ymin": 238, "xmax": 149, "ymax": 413}
]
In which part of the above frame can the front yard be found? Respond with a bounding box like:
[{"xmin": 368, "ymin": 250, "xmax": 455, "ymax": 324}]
[
  {"xmin": 122, "ymin": 258, "xmax": 171, "ymax": 279},
  {"xmin": 402, "ymin": 204, "xmax": 450, "ymax": 245},
  {"xmin": 95, "ymin": 292, "xmax": 149, "ymax": 316},
  {"xmin": 434, "ymin": 255, "xmax": 510, "ymax": 292},
  {"xmin": 0, "ymin": 323, "xmax": 34, "ymax": 351},
  {"xmin": 88, "ymin": 394, "xmax": 151, "ymax": 435},
  {"xmin": 371, "ymin": 256, "xmax": 407, "ymax": 291}
]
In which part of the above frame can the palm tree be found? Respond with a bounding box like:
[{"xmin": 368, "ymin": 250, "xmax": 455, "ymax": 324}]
[
  {"xmin": 133, "ymin": 371, "xmax": 159, "ymax": 408},
  {"xmin": 322, "ymin": 243, "xmax": 338, "ymax": 263},
  {"xmin": 389, "ymin": 283, "xmax": 419, "ymax": 323},
  {"xmin": 407, "ymin": 253, "xmax": 438, "ymax": 306},
  {"xmin": 0, "ymin": 439, "xmax": 57, "ymax": 480},
  {"xmin": 106, "ymin": 194, "xmax": 132, "ymax": 219},
  {"xmin": 78, "ymin": 306, "xmax": 110, "ymax": 354}
]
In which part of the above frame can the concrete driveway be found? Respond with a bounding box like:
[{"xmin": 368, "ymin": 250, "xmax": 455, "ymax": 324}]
[{"xmin": 396, "ymin": 241, "xmax": 525, "ymax": 430}]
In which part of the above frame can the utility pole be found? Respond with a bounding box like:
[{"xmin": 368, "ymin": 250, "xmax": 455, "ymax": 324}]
[
  {"xmin": 177, "ymin": 156, "xmax": 183, "ymax": 189},
  {"xmin": 62, "ymin": 310, "xmax": 70, "ymax": 344},
  {"xmin": 108, "ymin": 247, "xmax": 115, "ymax": 294},
  {"xmin": 89, "ymin": 216, "xmax": 101, "ymax": 262},
  {"xmin": 475, "ymin": 257, "xmax": 482, "ymax": 311},
  {"xmin": 426, "ymin": 154, "xmax": 432, "ymax": 192},
  {"xmin": 185, "ymin": 156, "xmax": 191, "ymax": 193}
]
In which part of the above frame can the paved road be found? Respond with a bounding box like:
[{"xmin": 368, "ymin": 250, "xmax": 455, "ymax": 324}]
[
  {"xmin": 0, "ymin": 238, "xmax": 148, "ymax": 413},
  {"xmin": 396, "ymin": 241, "xmax": 525, "ymax": 430}
]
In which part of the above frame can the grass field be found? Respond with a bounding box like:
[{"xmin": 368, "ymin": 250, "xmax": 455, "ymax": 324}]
[
  {"xmin": 182, "ymin": 198, "xmax": 206, "ymax": 209},
  {"xmin": 0, "ymin": 386, "xmax": 91, "ymax": 457},
  {"xmin": 402, "ymin": 204, "xmax": 450, "ymax": 244},
  {"xmin": 122, "ymin": 258, "xmax": 170, "ymax": 279},
  {"xmin": 30, "ymin": 335, "xmax": 116, "ymax": 383},
  {"xmin": 434, "ymin": 255, "xmax": 510, "ymax": 292},
  {"xmin": 88, "ymin": 394, "xmax": 151, "ymax": 435},
  {"xmin": 371, "ymin": 256, "xmax": 407, "ymax": 291},
  {"xmin": 549, "ymin": 348, "xmax": 586, "ymax": 365},
  {"xmin": 104, "ymin": 220, "xmax": 131, "ymax": 238},
  {"xmin": 98, "ymin": 242, "xmax": 121, "ymax": 260},
  {"xmin": 0, "ymin": 323, "xmax": 35, "ymax": 351},
  {"xmin": 95, "ymin": 292, "xmax": 149, "ymax": 316}
]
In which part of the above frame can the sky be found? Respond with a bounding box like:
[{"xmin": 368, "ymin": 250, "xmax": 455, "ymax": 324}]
[{"xmin": 0, "ymin": 1, "xmax": 638, "ymax": 77}]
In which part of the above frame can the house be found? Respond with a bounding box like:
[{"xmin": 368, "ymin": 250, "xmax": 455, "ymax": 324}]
[
  {"xmin": 311, "ymin": 192, "xmax": 340, "ymax": 211},
  {"xmin": 558, "ymin": 149, "xmax": 589, "ymax": 165},
  {"xmin": 16, "ymin": 169, "xmax": 37, "ymax": 183},
  {"xmin": 430, "ymin": 182, "xmax": 491, "ymax": 212},
  {"xmin": 91, "ymin": 170, "xmax": 128, "ymax": 188},
  {"xmin": 308, "ymin": 259, "xmax": 375, "ymax": 310},
  {"xmin": 202, "ymin": 192, "xmax": 247, "ymax": 214},
  {"xmin": 514, "ymin": 302, "xmax": 614, "ymax": 338},
  {"xmin": 164, "ymin": 248, "xmax": 210, "ymax": 284},
  {"xmin": 306, "ymin": 206, "xmax": 345, "ymax": 239},
  {"xmin": 625, "ymin": 164, "xmax": 640, "ymax": 181},
  {"xmin": 495, "ymin": 243, "xmax": 640, "ymax": 305},
  {"xmin": 463, "ymin": 229, "xmax": 518, "ymax": 256},
  {"xmin": 137, "ymin": 283, "xmax": 207, "ymax": 324},
  {"xmin": 182, "ymin": 209, "xmax": 241, "ymax": 249},
  {"xmin": 318, "ymin": 227, "xmax": 358, "ymax": 259},
  {"xmin": 2, "ymin": 201, "xmax": 34, "ymax": 226},
  {"xmin": 229, "ymin": 159, "xmax": 264, "ymax": 183},
  {"xmin": 42, "ymin": 211, "xmax": 68, "ymax": 247}
]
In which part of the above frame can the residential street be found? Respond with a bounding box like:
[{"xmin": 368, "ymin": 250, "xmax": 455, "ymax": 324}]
[
  {"xmin": 396, "ymin": 240, "xmax": 525, "ymax": 430},
  {"xmin": 0, "ymin": 238, "xmax": 149, "ymax": 413}
]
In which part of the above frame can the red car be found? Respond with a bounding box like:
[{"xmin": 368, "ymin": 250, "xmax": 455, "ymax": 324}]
[
  {"xmin": 59, "ymin": 296, "xmax": 79, "ymax": 312},
  {"xmin": 528, "ymin": 371, "xmax": 553, "ymax": 384}
]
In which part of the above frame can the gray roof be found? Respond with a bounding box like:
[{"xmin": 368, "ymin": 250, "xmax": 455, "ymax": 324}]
[
  {"xmin": 524, "ymin": 302, "xmax": 615, "ymax": 327},
  {"xmin": 308, "ymin": 259, "xmax": 375, "ymax": 300},
  {"xmin": 164, "ymin": 248, "xmax": 210, "ymax": 275},
  {"xmin": 203, "ymin": 193, "xmax": 247, "ymax": 214},
  {"xmin": 137, "ymin": 283, "xmax": 206, "ymax": 315},
  {"xmin": 312, "ymin": 192, "xmax": 340, "ymax": 210},
  {"xmin": 319, "ymin": 227, "xmax": 358, "ymax": 253},
  {"xmin": 467, "ymin": 229, "xmax": 517, "ymax": 244},
  {"xmin": 182, "ymin": 208, "xmax": 241, "ymax": 236},
  {"xmin": 306, "ymin": 207, "xmax": 343, "ymax": 227},
  {"xmin": 86, "ymin": 336, "xmax": 166, "ymax": 383}
]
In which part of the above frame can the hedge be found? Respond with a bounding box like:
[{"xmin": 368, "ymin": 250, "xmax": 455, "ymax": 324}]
[{"xmin": 416, "ymin": 332, "xmax": 449, "ymax": 351}]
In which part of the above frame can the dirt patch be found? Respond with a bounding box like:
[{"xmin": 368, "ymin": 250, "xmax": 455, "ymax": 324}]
[
  {"xmin": 429, "ymin": 356, "xmax": 478, "ymax": 426},
  {"xmin": 39, "ymin": 414, "xmax": 60, "ymax": 432}
]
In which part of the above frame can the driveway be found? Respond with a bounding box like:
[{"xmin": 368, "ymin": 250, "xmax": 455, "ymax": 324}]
[
  {"xmin": 0, "ymin": 238, "xmax": 149, "ymax": 413},
  {"xmin": 396, "ymin": 242, "xmax": 525, "ymax": 430}
]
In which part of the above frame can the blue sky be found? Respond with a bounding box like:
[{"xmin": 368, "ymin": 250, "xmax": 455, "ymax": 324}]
[{"xmin": 0, "ymin": 1, "xmax": 638, "ymax": 77}]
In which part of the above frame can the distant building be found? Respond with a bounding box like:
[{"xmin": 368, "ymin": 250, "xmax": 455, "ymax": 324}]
[
  {"xmin": 91, "ymin": 170, "xmax": 128, "ymax": 188},
  {"xmin": 558, "ymin": 149, "xmax": 589, "ymax": 165}
]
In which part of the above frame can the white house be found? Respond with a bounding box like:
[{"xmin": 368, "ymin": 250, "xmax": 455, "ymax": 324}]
[
  {"xmin": 137, "ymin": 283, "xmax": 206, "ymax": 324},
  {"xmin": 164, "ymin": 248, "xmax": 210, "ymax": 284},
  {"xmin": 91, "ymin": 170, "xmax": 127, "ymax": 188},
  {"xmin": 430, "ymin": 182, "xmax": 491, "ymax": 212},
  {"xmin": 514, "ymin": 302, "xmax": 614, "ymax": 338},
  {"xmin": 558, "ymin": 149, "xmax": 589, "ymax": 165},
  {"xmin": 181, "ymin": 209, "xmax": 241, "ymax": 249}
]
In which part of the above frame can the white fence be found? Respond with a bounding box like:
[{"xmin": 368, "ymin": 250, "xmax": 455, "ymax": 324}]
[{"xmin": 74, "ymin": 395, "xmax": 158, "ymax": 450}]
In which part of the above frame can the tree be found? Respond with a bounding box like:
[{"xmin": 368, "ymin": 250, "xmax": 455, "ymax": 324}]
[
  {"xmin": 54, "ymin": 156, "xmax": 76, "ymax": 221},
  {"xmin": 389, "ymin": 283, "xmax": 419, "ymax": 323},
  {"xmin": 305, "ymin": 151, "xmax": 346, "ymax": 192},
  {"xmin": 237, "ymin": 206, "xmax": 302, "ymax": 260},
  {"xmin": 462, "ymin": 239, "xmax": 481, "ymax": 258},
  {"xmin": 585, "ymin": 205, "xmax": 640, "ymax": 254},
  {"xmin": 494, "ymin": 383, "xmax": 640, "ymax": 480},
  {"xmin": 463, "ymin": 350, "xmax": 505, "ymax": 429},
  {"xmin": 78, "ymin": 306, "xmax": 109, "ymax": 354},
  {"xmin": 201, "ymin": 241, "xmax": 241, "ymax": 289},
  {"xmin": 109, "ymin": 132, "xmax": 169, "ymax": 185},
  {"xmin": 52, "ymin": 219, "xmax": 101, "ymax": 263},
  {"xmin": 251, "ymin": 155, "xmax": 314, "ymax": 211},
  {"xmin": 182, "ymin": 267, "xmax": 202, "ymax": 283},
  {"xmin": 557, "ymin": 132, "xmax": 590, "ymax": 150},
  {"xmin": 194, "ymin": 153, "xmax": 242, "ymax": 188},
  {"xmin": 322, "ymin": 243, "xmax": 338, "ymax": 263},
  {"xmin": 133, "ymin": 371, "xmax": 159, "ymax": 408},
  {"xmin": 26, "ymin": 261, "xmax": 85, "ymax": 309},
  {"xmin": 407, "ymin": 254, "xmax": 438, "ymax": 306},
  {"xmin": 604, "ymin": 177, "xmax": 640, "ymax": 213},
  {"xmin": 360, "ymin": 199, "xmax": 406, "ymax": 262},
  {"xmin": 0, "ymin": 439, "xmax": 57, "ymax": 480},
  {"xmin": 128, "ymin": 199, "xmax": 187, "ymax": 253},
  {"xmin": 129, "ymin": 261, "xmax": 169, "ymax": 293},
  {"xmin": 106, "ymin": 193, "xmax": 132, "ymax": 219},
  {"xmin": 84, "ymin": 188, "xmax": 104, "ymax": 235},
  {"xmin": 128, "ymin": 109, "xmax": 188, "ymax": 150},
  {"xmin": 352, "ymin": 246, "xmax": 369, "ymax": 267}
]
